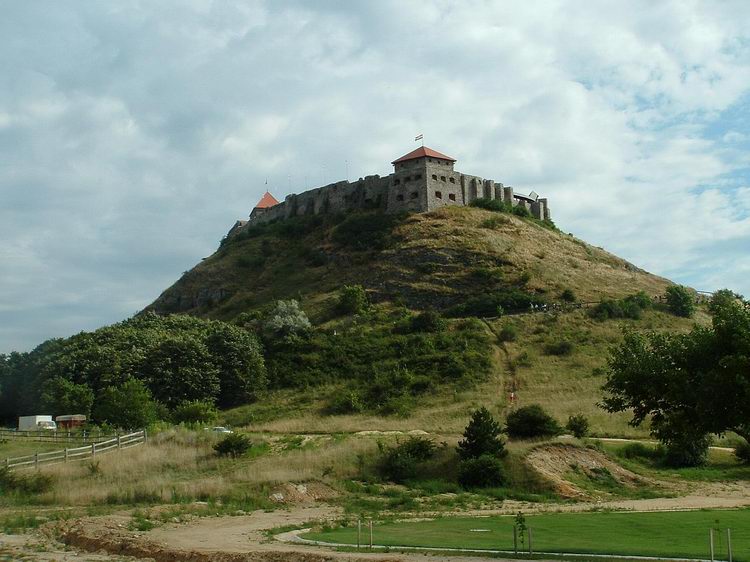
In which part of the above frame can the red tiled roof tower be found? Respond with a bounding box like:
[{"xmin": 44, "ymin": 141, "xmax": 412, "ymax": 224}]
[
  {"xmin": 254, "ymin": 191, "xmax": 280, "ymax": 209},
  {"xmin": 392, "ymin": 146, "xmax": 456, "ymax": 165}
]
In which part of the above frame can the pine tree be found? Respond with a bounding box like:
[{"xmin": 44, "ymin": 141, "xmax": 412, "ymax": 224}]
[{"xmin": 457, "ymin": 406, "xmax": 506, "ymax": 460}]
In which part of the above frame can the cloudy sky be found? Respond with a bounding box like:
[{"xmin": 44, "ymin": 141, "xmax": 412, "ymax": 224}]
[{"xmin": 2, "ymin": 1, "xmax": 749, "ymax": 353}]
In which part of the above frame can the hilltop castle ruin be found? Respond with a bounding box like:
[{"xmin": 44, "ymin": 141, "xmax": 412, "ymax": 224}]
[{"xmin": 230, "ymin": 147, "xmax": 551, "ymax": 234}]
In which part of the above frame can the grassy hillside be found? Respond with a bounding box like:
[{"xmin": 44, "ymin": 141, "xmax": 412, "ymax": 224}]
[
  {"xmin": 146, "ymin": 205, "xmax": 700, "ymax": 437},
  {"xmin": 149, "ymin": 206, "xmax": 671, "ymax": 320}
]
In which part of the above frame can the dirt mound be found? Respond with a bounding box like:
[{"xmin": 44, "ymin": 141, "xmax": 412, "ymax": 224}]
[
  {"xmin": 525, "ymin": 443, "xmax": 649, "ymax": 499},
  {"xmin": 269, "ymin": 481, "xmax": 338, "ymax": 504}
]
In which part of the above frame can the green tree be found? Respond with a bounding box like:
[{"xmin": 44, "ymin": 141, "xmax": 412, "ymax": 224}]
[
  {"xmin": 602, "ymin": 293, "xmax": 750, "ymax": 465},
  {"xmin": 39, "ymin": 376, "xmax": 95, "ymax": 417},
  {"xmin": 337, "ymin": 285, "xmax": 369, "ymax": 315},
  {"xmin": 172, "ymin": 399, "xmax": 218, "ymax": 424},
  {"xmin": 94, "ymin": 378, "xmax": 160, "ymax": 429},
  {"xmin": 665, "ymin": 285, "xmax": 695, "ymax": 318},
  {"xmin": 142, "ymin": 335, "xmax": 220, "ymax": 407},
  {"xmin": 262, "ymin": 300, "xmax": 311, "ymax": 340},
  {"xmin": 206, "ymin": 323, "xmax": 267, "ymax": 408},
  {"xmin": 457, "ymin": 407, "xmax": 506, "ymax": 460}
]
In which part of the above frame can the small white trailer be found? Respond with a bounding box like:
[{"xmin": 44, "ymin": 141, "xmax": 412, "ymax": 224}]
[{"xmin": 18, "ymin": 415, "xmax": 57, "ymax": 431}]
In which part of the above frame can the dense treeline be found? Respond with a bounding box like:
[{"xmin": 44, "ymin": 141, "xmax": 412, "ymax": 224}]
[{"xmin": 0, "ymin": 313, "xmax": 266, "ymax": 427}]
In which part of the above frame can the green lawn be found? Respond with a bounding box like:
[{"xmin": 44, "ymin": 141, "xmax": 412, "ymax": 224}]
[{"xmin": 305, "ymin": 509, "xmax": 749, "ymax": 560}]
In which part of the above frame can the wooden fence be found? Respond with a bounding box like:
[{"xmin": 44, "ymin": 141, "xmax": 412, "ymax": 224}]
[
  {"xmin": 3, "ymin": 430, "xmax": 146, "ymax": 470},
  {"xmin": 0, "ymin": 428, "xmax": 113, "ymax": 443}
]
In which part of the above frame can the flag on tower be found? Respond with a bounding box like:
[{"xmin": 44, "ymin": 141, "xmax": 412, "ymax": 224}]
[{"xmin": 414, "ymin": 134, "xmax": 423, "ymax": 141}]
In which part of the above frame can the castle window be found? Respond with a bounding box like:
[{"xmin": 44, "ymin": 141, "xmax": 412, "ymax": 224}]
[
  {"xmin": 404, "ymin": 176, "xmax": 412, "ymax": 183},
  {"xmin": 415, "ymin": 174, "xmax": 422, "ymax": 180},
  {"xmin": 435, "ymin": 191, "xmax": 442, "ymax": 199},
  {"xmin": 441, "ymin": 176, "xmax": 446, "ymax": 182},
  {"xmin": 432, "ymin": 174, "xmax": 437, "ymax": 180},
  {"xmin": 449, "ymin": 193, "xmax": 456, "ymax": 201},
  {"xmin": 410, "ymin": 191, "xmax": 418, "ymax": 199},
  {"xmin": 396, "ymin": 194, "xmax": 404, "ymax": 201},
  {"xmin": 449, "ymin": 177, "xmax": 455, "ymax": 184},
  {"xmin": 394, "ymin": 179, "xmax": 401, "ymax": 185}
]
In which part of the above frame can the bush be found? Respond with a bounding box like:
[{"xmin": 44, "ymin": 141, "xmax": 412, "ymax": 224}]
[
  {"xmin": 457, "ymin": 407, "xmax": 506, "ymax": 460},
  {"xmin": 332, "ymin": 213, "xmax": 402, "ymax": 251},
  {"xmin": 326, "ymin": 389, "xmax": 364, "ymax": 415},
  {"xmin": 560, "ymin": 289, "xmax": 576, "ymax": 303},
  {"xmin": 410, "ymin": 311, "xmax": 446, "ymax": 333},
  {"xmin": 458, "ymin": 455, "xmax": 505, "ymax": 488},
  {"xmin": 172, "ymin": 399, "xmax": 218, "ymax": 424},
  {"xmin": 94, "ymin": 378, "xmax": 160, "ymax": 429},
  {"xmin": 734, "ymin": 440, "xmax": 750, "ymax": 464},
  {"xmin": 565, "ymin": 413, "xmax": 590, "ymax": 438},
  {"xmin": 338, "ymin": 285, "xmax": 369, "ymax": 315},
  {"xmin": 618, "ymin": 442, "xmax": 663, "ymax": 460},
  {"xmin": 378, "ymin": 437, "xmax": 436, "ymax": 483},
  {"xmin": 498, "ymin": 324, "xmax": 518, "ymax": 342},
  {"xmin": 512, "ymin": 205, "xmax": 531, "ymax": 218},
  {"xmin": 213, "ymin": 433, "xmax": 252, "ymax": 458},
  {"xmin": 506, "ymin": 404, "xmax": 561, "ymax": 439},
  {"xmin": 262, "ymin": 300, "xmax": 311, "ymax": 340},
  {"xmin": 470, "ymin": 198, "xmax": 510, "ymax": 213},
  {"xmin": 662, "ymin": 433, "xmax": 711, "ymax": 467},
  {"xmin": 447, "ymin": 289, "xmax": 545, "ymax": 317},
  {"xmin": 665, "ymin": 285, "xmax": 695, "ymax": 318},
  {"xmin": 544, "ymin": 340, "xmax": 574, "ymax": 356},
  {"xmin": 0, "ymin": 467, "xmax": 54, "ymax": 495}
]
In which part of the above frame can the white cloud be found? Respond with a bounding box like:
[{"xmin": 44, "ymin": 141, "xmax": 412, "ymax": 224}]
[{"xmin": 2, "ymin": 0, "xmax": 750, "ymax": 352}]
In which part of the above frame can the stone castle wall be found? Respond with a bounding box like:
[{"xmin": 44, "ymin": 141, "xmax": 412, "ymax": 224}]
[{"xmin": 240, "ymin": 160, "xmax": 551, "ymax": 233}]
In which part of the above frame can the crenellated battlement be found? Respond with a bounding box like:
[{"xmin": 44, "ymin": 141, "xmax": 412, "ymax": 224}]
[{"xmin": 233, "ymin": 146, "xmax": 551, "ymax": 235}]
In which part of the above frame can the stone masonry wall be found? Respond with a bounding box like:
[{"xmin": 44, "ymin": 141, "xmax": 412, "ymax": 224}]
[{"xmin": 238, "ymin": 159, "xmax": 551, "ymax": 234}]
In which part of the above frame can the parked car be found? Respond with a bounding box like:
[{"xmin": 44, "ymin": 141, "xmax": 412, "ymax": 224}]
[{"xmin": 205, "ymin": 426, "xmax": 233, "ymax": 434}]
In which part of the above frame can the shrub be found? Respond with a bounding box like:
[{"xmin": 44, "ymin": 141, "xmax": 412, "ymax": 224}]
[
  {"xmin": 378, "ymin": 437, "xmax": 436, "ymax": 483},
  {"xmin": 560, "ymin": 289, "xmax": 576, "ymax": 303},
  {"xmin": 734, "ymin": 440, "xmax": 750, "ymax": 464},
  {"xmin": 457, "ymin": 406, "xmax": 506, "ymax": 460},
  {"xmin": 506, "ymin": 404, "xmax": 561, "ymax": 439},
  {"xmin": 214, "ymin": 433, "xmax": 252, "ymax": 458},
  {"xmin": 0, "ymin": 467, "xmax": 54, "ymax": 495},
  {"xmin": 262, "ymin": 300, "xmax": 311, "ymax": 340},
  {"xmin": 332, "ymin": 213, "xmax": 401, "ymax": 251},
  {"xmin": 470, "ymin": 198, "xmax": 510, "ymax": 213},
  {"xmin": 498, "ymin": 324, "xmax": 518, "ymax": 342},
  {"xmin": 326, "ymin": 389, "xmax": 364, "ymax": 415},
  {"xmin": 590, "ymin": 292, "xmax": 652, "ymax": 321},
  {"xmin": 512, "ymin": 205, "xmax": 531, "ymax": 218},
  {"xmin": 338, "ymin": 285, "xmax": 369, "ymax": 315},
  {"xmin": 481, "ymin": 216, "xmax": 510, "ymax": 229},
  {"xmin": 662, "ymin": 433, "xmax": 711, "ymax": 467},
  {"xmin": 447, "ymin": 289, "xmax": 545, "ymax": 317},
  {"xmin": 618, "ymin": 442, "xmax": 663, "ymax": 460},
  {"xmin": 565, "ymin": 414, "xmax": 590, "ymax": 438},
  {"xmin": 544, "ymin": 340, "xmax": 574, "ymax": 356},
  {"xmin": 172, "ymin": 399, "xmax": 218, "ymax": 424},
  {"xmin": 458, "ymin": 455, "xmax": 506, "ymax": 488},
  {"xmin": 410, "ymin": 311, "xmax": 446, "ymax": 333},
  {"xmin": 665, "ymin": 285, "xmax": 695, "ymax": 318}
]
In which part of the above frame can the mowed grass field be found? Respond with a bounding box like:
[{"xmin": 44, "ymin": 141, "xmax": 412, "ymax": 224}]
[{"xmin": 305, "ymin": 509, "xmax": 750, "ymax": 560}]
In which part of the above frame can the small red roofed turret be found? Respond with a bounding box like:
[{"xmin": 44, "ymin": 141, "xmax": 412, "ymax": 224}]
[{"xmin": 255, "ymin": 191, "xmax": 280, "ymax": 209}]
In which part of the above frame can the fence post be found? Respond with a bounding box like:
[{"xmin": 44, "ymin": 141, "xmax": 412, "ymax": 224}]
[
  {"xmin": 143, "ymin": 429, "xmax": 148, "ymax": 444},
  {"xmin": 727, "ymin": 529, "xmax": 732, "ymax": 562},
  {"xmin": 528, "ymin": 527, "xmax": 533, "ymax": 556},
  {"xmin": 513, "ymin": 526, "xmax": 518, "ymax": 555},
  {"xmin": 64, "ymin": 448, "xmax": 68, "ymax": 462},
  {"xmin": 34, "ymin": 453, "xmax": 38, "ymax": 469},
  {"xmin": 709, "ymin": 528, "xmax": 715, "ymax": 562},
  {"xmin": 357, "ymin": 519, "xmax": 361, "ymax": 550},
  {"xmin": 117, "ymin": 435, "xmax": 122, "ymax": 449},
  {"xmin": 369, "ymin": 520, "xmax": 373, "ymax": 549},
  {"xmin": 91, "ymin": 442, "xmax": 96, "ymax": 457}
]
